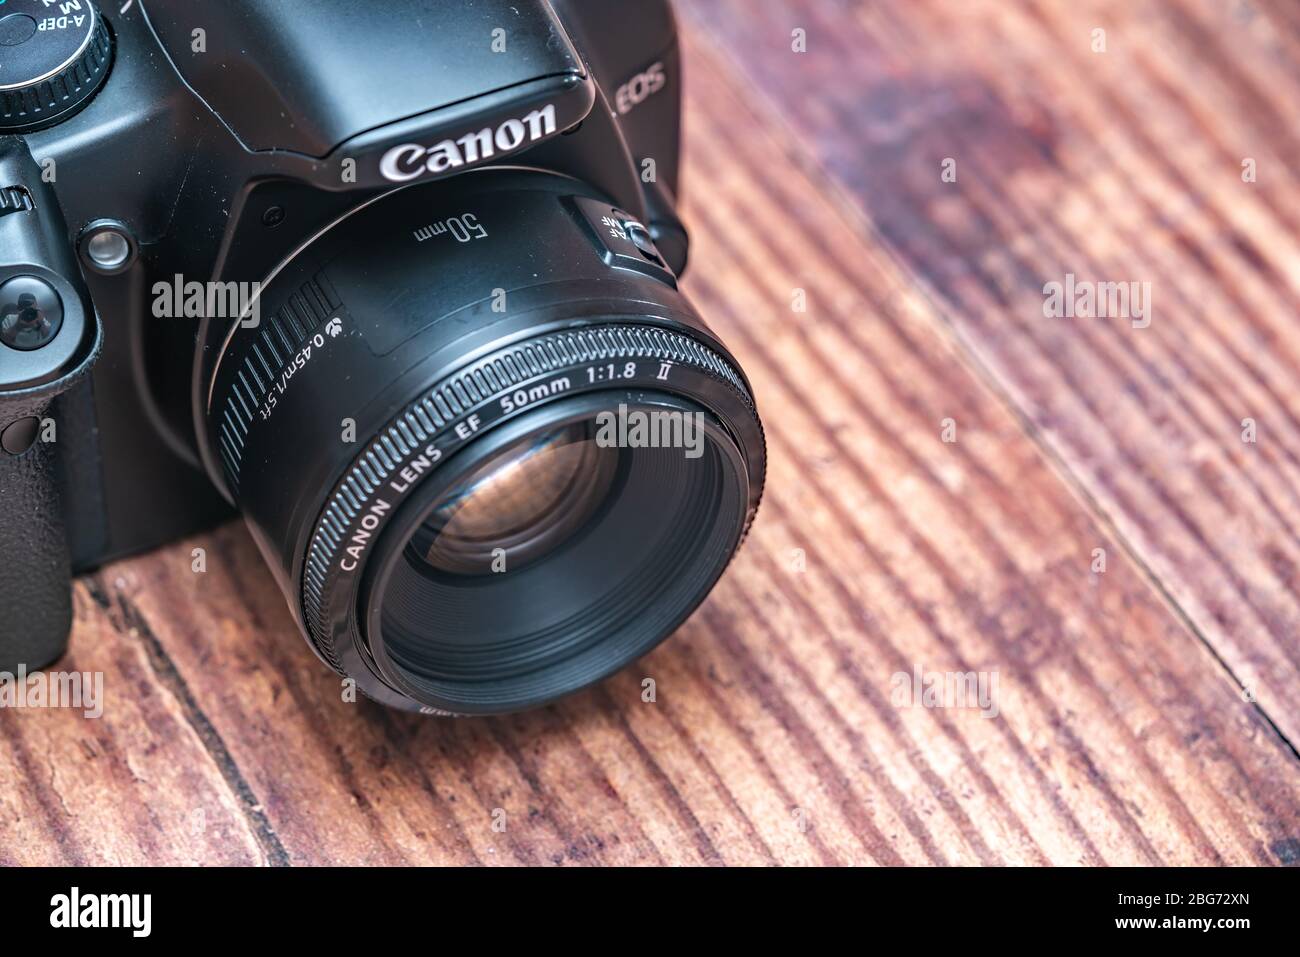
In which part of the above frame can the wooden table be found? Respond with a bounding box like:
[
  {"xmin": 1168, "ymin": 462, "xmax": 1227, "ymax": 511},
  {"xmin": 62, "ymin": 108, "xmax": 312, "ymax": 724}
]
[{"xmin": 4, "ymin": 0, "xmax": 1299, "ymax": 865}]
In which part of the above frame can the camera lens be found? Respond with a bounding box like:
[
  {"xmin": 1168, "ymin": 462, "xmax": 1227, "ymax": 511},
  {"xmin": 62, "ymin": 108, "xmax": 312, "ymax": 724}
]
[
  {"xmin": 409, "ymin": 421, "xmax": 618, "ymax": 576},
  {"xmin": 366, "ymin": 396, "xmax": 749, "ymax": 710},
  {"xmin": 198, "ymin": 170, "xmax": 765, "ymax": 714}
]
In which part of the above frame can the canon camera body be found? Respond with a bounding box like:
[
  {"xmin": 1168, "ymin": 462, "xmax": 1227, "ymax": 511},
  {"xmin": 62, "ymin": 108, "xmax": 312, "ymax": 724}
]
[{"xmin": 0, "ymin": 0, "xmax": 765, "ymax": 714}]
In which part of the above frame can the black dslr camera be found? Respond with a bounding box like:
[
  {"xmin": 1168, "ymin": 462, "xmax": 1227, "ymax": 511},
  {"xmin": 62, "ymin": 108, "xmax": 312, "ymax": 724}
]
[{"xmin": 0, "ymin": 0, "xmax": 765, "ymax": 714}]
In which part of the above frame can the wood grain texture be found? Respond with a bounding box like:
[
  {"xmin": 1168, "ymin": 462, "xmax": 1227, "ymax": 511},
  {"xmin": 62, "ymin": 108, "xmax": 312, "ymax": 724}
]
[
  {"xmin": 681, "ymin": 0, "xmax": 1300, "ymax": 746},
  {"xmin": 2, "ymin": 0, "xmax": 1298, "ymax": 866}
]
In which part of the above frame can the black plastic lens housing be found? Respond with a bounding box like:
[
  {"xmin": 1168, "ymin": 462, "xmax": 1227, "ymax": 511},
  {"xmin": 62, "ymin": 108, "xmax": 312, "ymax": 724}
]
[{"xmin": 198, "ymin": 170, "xmax": 765, "ymax": 713}]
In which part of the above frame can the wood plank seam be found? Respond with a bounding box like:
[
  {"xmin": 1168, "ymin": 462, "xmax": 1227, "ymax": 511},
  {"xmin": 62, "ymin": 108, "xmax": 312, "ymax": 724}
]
[
  {"xmin": 1000, "ymin": 0, "xmax": 1300, "ymax": 743},
  {"xmin": 941, "ymin": 0, "xmax": 1300, "ymax": 754},
  {"xmin": 672, "ymin": 5, "xmax": 1300, "ymax": 863},
  {"xmin": 675, "ymin": 1, "xmax": 1300, "ymax": 772},
  {"xmin": 80, "ymin": 574, "xmax": 290, "ymax": 866},
  {"xmin": 888, "ymin": 0, "xmax": 1300, "ymax": 706}
]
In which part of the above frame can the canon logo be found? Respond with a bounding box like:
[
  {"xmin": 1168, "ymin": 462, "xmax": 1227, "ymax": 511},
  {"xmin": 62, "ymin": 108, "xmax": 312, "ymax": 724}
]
[{"xmin": 379, "ymin": 104, "xmax": 558, "ymax": 183}]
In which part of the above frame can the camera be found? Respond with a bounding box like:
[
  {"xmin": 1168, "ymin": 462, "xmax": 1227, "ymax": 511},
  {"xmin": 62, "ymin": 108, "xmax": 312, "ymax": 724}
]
[{"xmin": 0, "ymin": 0, "xmax": 765, "ymax": 714}]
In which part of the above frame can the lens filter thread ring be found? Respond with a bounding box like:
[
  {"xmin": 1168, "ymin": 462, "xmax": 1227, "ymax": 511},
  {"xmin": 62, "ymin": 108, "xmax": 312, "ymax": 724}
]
[{"xmin": 301, "ymin": 322, "xmax": 764, "ymax": 712}]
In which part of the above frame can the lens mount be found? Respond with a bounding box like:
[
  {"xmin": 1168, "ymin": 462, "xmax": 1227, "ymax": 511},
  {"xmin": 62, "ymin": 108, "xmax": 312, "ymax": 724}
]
[{"xmin": 198, "ymin": 170, "xmax": 765, "ymax": 713}]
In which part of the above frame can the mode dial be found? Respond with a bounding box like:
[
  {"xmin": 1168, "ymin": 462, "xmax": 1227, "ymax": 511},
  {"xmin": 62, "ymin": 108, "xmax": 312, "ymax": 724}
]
[{"xmin": 0, "ymin": 0, "xmax": 111, "ymax": 133}]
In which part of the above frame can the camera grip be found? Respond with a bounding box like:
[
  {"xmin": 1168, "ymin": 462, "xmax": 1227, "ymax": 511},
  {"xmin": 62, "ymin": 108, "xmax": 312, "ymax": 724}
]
[
  {"xmin": 0, "ymin": 136, "xmax": 102, "ymax": 673},
  {"xmin": 0, "ymin": 401, "xmax": 72, "ymax": 672}
]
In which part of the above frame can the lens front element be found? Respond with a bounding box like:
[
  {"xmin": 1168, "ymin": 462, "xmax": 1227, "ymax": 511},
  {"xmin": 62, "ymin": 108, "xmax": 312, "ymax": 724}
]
[
  {"xmin": 365, "ymin": 394, "xmax": 751, "ymax": 713},
  {"xmin": 410, "ymin": 422, "xmax": 619, "ymax": 576}
]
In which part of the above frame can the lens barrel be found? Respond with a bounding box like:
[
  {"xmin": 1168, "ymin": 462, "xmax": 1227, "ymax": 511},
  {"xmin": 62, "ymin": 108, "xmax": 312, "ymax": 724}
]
[{"xmin": 199, "ymin": 170, "xmax": 764, "ymax": 713}]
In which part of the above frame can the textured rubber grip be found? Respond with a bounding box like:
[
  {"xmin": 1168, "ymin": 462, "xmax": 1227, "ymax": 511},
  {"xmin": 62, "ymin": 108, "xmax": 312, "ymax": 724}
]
[{"xmin": 0, "ymin": 398, "xmax": 72, "ymax": 672}]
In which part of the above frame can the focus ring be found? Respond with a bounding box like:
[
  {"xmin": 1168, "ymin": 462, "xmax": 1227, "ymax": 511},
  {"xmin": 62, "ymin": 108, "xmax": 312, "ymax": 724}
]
[
  {"xmin": 213, "ymin": 272, "xmax": 343, "ymax": 495},
  {"xmin": 300, "ymin": 324, "xmax": 756, "ymax": 674}
]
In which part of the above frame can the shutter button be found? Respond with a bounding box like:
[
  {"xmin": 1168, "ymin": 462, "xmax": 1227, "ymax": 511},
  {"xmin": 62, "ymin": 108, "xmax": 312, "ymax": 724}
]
[{"xmin": 0, "ymin": 275, "xmax": 63, "ymax": 351}]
